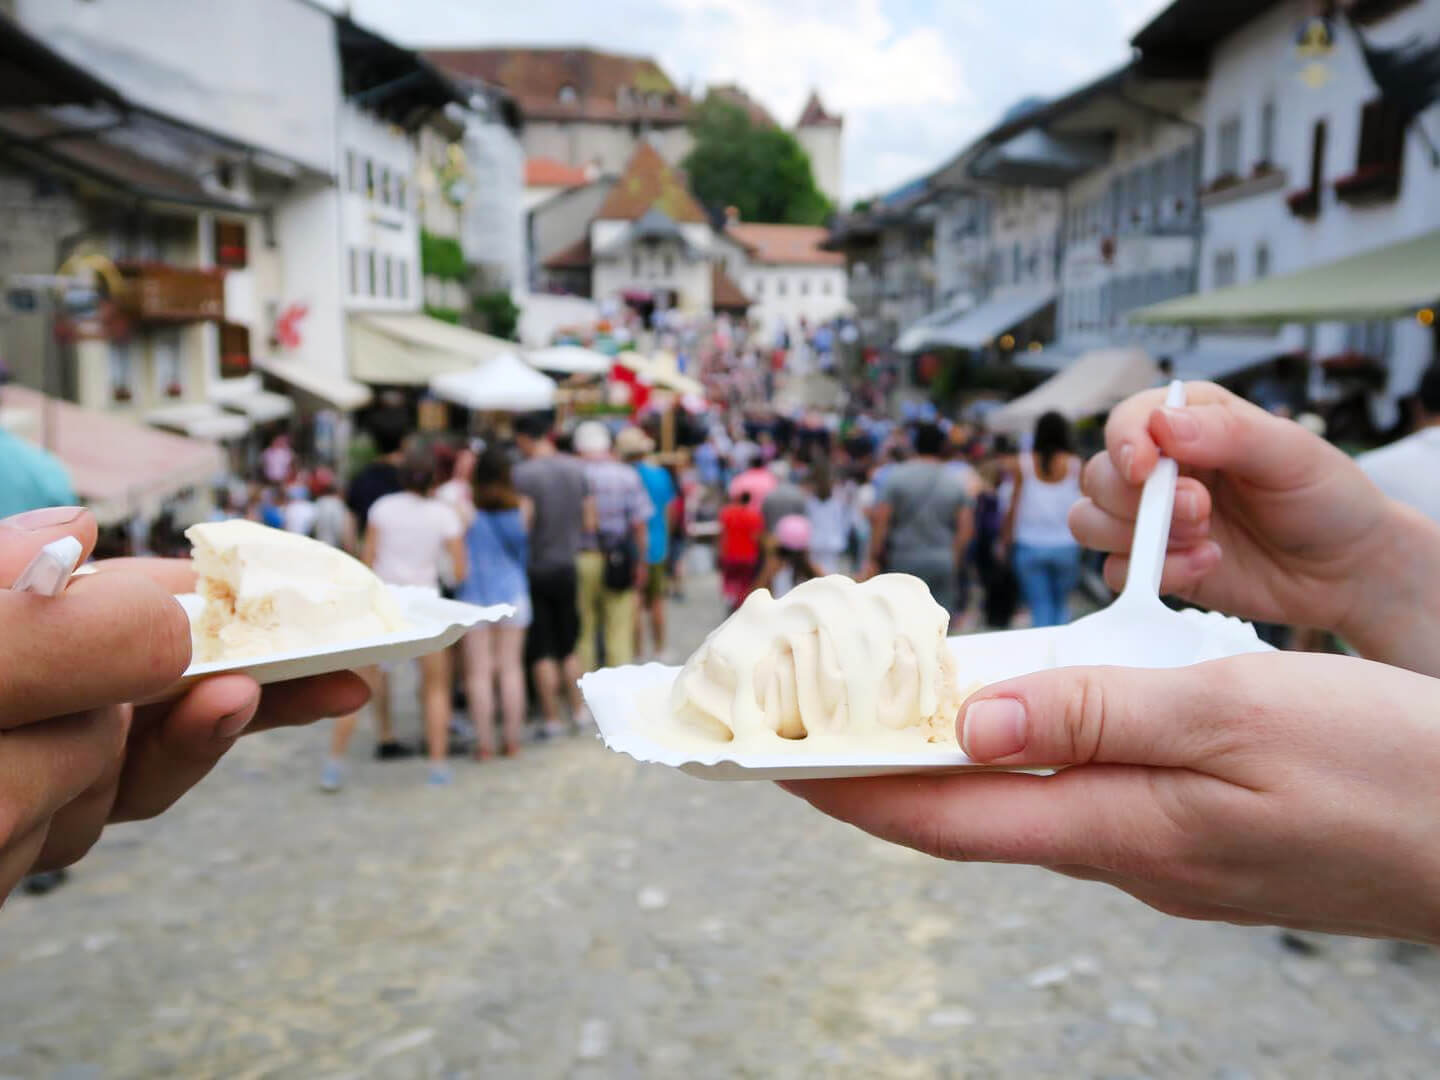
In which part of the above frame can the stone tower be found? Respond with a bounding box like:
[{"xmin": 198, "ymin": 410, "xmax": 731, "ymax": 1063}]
[{"xmin": 794, "ymin": 90, "xmax": 843, "ymax": 207}]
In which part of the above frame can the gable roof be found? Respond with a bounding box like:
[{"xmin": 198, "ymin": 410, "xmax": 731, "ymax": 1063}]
[
  {"xmin": 425, "ymin": 47, "xmax": 689, "ymax": 124},
  {"xmin": 797, "ymin": 90, "xmax": 842, "ymax": 128},
  {"xmin": 711, "ymin": 264, "xmax": 751, "ymax": 310},
  {"xmin": 526, "ymin": 156, "xmax": 590, "ymax": 188},
  {"xmin": 594, "ymin": 141, "xmax": 707, "ymax": 224},
  {"xmin": 543, "ymin": 235, "xmax": 591, "ymax": 270},
  {"xmin": 727, "ymin": 223, "xmax": 843, "ymax": 266}
]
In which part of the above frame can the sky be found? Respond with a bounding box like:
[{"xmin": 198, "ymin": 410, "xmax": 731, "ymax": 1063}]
[{"xmin": 320, "ymin": 0, "xmax": 1170, "ymax": 203}]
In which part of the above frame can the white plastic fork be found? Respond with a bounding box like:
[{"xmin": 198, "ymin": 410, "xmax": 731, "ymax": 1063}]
[{"xmin": 1052, "ymin": 380, "xmax": 1269, "ymax": 669}]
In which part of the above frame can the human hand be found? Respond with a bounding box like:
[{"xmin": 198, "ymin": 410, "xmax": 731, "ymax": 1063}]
[
  {"xmin": 784, "ymin": 652, "xmax": 1440, "ymax": 944},
  {"xmin": 1069, "ymin": 382, "xmax": 1414, "ymax": 652},
  {"xmin": 0, "ymin": 510, "xmax": 370, "ymax": 899}
]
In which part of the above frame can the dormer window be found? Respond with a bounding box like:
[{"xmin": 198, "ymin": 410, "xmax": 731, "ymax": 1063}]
[
  {"xmin": 647, "ymin": 92, "xmax": 662, "ymax": 109},
  {"xmin": 558, "ymin": 85, "xmax": 577, "ymax": 105}
]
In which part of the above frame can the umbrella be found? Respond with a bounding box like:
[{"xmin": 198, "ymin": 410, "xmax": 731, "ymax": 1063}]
[
  {"xmin": 527, "ymin": 345, "xmax": 612, "ymax": 376},
  {"xmin": 429, "ymin": 353, "xmax": 557, "ymax": 412}
]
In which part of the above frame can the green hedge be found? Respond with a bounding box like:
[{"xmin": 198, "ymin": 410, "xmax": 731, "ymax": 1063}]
[
  {"xmin": 420, "ymin": 230, "xmax": 468, "ymax": 283},
  {"xmin": 424, "ymin": 304, "xmax": 461, "ymax": 325}
]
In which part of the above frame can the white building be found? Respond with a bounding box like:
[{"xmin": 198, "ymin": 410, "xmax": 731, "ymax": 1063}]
[
  {"xmin": 794, "ymin": 92, "xmax": 845, "ymax": 208},
  {"xmin": 717, "ymin": 220, "xmax": 848, "ymax": 340},
  {"xmin": 1130, "ymin": 0, "xmax": 1440, "ymax": 427}
]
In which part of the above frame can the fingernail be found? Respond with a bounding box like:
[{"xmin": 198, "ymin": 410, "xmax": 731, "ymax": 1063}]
[
  {"xmin": 215, "ymin": 708, "xmax": 252, "ymax": 739},
  {"xmin": 1175, "ymin": 491, "xmax": 1200, "ymax": 520},
  {"xmin": 961, "ymin": 698, "xmax": 1028, "ymax": 760},
  {"xmin": 1118, "ymin": 444, "xmax": 1135, "ymax": 482},
  {"xmin": 1, "ymin": 506, "xmax": 84, "ymax": 531},
  {"xmin": 1163, "ymin": 408, "xmax": 1199, "ymax": 442}
]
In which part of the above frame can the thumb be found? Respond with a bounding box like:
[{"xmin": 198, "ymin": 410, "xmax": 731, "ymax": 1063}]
[
  {"xmin": 0, "ymin": 507, "xmax": 97, "ymax": 585},
  {"xmin": 959, "ymin": 663, "xmax": 1229, "ymax": 769}
]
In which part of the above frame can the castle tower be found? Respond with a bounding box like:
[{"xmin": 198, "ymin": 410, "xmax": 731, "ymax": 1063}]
[{"xmin": 794, "ymin": 90, "xmax": 844, "ymax": 207}]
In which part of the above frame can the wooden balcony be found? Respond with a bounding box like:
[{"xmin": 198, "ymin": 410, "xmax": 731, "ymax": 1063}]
[{"xmin": 116, "ymin": 263, "xmax": 225, "ymax": 324}]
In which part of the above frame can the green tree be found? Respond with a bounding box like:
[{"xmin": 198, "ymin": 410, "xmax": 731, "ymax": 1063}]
[{"xmin": 682, "ymin": 95, "xmax": 832, "ymax": 226}]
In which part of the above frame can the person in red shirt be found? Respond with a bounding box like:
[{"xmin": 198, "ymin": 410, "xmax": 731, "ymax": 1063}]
[{"xmin": 717, "ymin": 490, "xmax": 764, "ymax": 611}]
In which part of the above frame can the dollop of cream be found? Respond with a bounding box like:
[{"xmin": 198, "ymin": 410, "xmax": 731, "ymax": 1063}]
[
  {"xmin": 669, "ymin": 574, "xmax": 962, "ymax": 745},
  {"xmin": 187, "ymin": 520, "xmax": 407, "ymax": 661}
]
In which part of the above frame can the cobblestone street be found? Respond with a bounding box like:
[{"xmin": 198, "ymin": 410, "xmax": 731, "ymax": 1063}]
[{"xmin": 3, "ymin": 578, "xmax": 1440, "ymax": 1079}]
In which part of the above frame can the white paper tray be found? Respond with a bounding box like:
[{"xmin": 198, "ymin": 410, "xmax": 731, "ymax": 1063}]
[
  {"xmin": 175, "ymin": 586, "xmax": 511, "ymax": 690},
  {"xmin": 581, "ymin": 626, "xmax": 1066, "ymax": 781}
]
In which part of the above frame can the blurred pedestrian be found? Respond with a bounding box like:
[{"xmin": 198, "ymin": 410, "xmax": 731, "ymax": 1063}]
[
  {"xmin": 323, "ymin": 448, "xmax": 466, "ymax": 790},
  {"xmin": 864, "ymin": 421, "xmax": 973, "ymax": 617},
  {"xmin": 310, "ymin": 468, "xmax": 354, "ymax": 553},
  {"xmin": 435, "ymin": 441, "xmax": 478, "ymax": 530},
  {"xmin": 513, "ymin": 415, "xmax": 589, "ymax": 736},
  {"xmin": 803, "ymin": 454, "xmax": 851, "ymax": 575},
  {"xmin": 1001, "ymin": 411, "xmax": 1083, "ymax": 627},
  {"xmin": 756, "ymin": 514, "xmax": 824, "ymax": 599},
  {"xmin": 261, "ymin": 432, "xmax": 294, "ymax": 486},
  {"xmin": 718, "ymin": 489, "xmax": 764, "ymax": 610},
  {"xmin": 460, "ymin": 445, "xmax": 531, "ymax": 759},
  {"xmin": 623, "ymin": 427, "xmax": 677, "ymax": 663},
  {"xmin": 1358, "ymin": 362, "xmax": 1440, "ymax": 523},
  {"xmin": 345, "ymin": 416, "xmax": 405, "ymax": 534},
  {"xmin": 281, "ymin": 482, "xmax": 317, "ymax": 537},
  {"xmin": 574, "ymin": 421, "xmax": 650, "ymax": 671}
]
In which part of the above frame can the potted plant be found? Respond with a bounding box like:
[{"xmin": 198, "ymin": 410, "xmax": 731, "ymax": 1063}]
[
  {"xmin": 112, "ymin": 384, "xmax": 132, "ymax": 403},
  {"xmin": 165, "ymin": 380, "xmax": 184, "ymax": 398}
]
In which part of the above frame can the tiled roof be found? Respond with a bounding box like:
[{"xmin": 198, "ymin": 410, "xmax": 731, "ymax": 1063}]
[
  {"xmin": 711, "ymin": 264, "xmax": 751, "ymax": 310},
  {"xmin": 725, "ymin": 223, "xmax": 843, "ymax": 266},
  {"xmin": 707, "ymin": 83, "xmax": 777, "ymax": 128},
  {"xmin": 595, "ymin": 141, "xmax": 707, "ymax": 224},
  {"xmin": 526, "ymin": 156, "xmax": 590, "ymax": 188},
  {"xmin": 797, "ymin": 90, "xmax": 842, "ymax": 128},
  {"xmin": 543, "ymin": 235, "xmax": 592, "ymax": 270},
  {"xmin": 425, "ymin": 47, "xmax": 689, "ymax": 124}
]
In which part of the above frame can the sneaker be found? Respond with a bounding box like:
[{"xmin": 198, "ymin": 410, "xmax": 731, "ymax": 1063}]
[
  {"xmin": 20, "ymin": 869, "xmax": 69, "ymax": 896},
  {"xmin": 319, "ymin": 759, "xmax": 345, "ymax": 792},
  {"xmin": 572, "ymin": 705, "xmax": 596, "ymax": 732},
  {"xmin": 426, "ymin": 764, "xmax": 453, "ymax": 786},
  {"xmin": 542, "ymin": 720, "xmax": 570, "ymax": 739},
  {"xmin": 374, "ymin": 740, "xmax": 417, "ymax": 761}
]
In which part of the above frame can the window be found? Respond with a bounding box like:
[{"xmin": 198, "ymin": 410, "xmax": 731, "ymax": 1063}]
[
  {"xmin": 348, "ymin": 247, "xmax": 361, "ymax": 295},
  {"xmin": 397, "ymin": 260, "xmax": 408, "ymax": 301},
  {"xmin": 214, "ymin": 220, "xmax": 247, "ymax": 269},
  {"xmin": 647, "ymin": 92, "xmax": 662, "ymax": 109},
  {"xmin": 1354, "ymin": 97, "xmax": 1407, "ymax": 175},
  {"xmin": 663, "ymin": 253, "xmax": 674, "ymax": 276},
  {"xmin": 1213, "ymin": 250, "xmax": 1237, "ymax": 288},
  {"xmin": 1259, "ymin": 100, "xmax": 1276, "ymax": 165},
  {"xmin": 1309, "ymin": 118, "xmax": 1328, "ymax": 200},
  {"xmin": 558, "ymin": 85, "xmax": 577, "ymax": 105},
  {"xmin": 617, "ymin": 87, "xmax": 631, "ymax": 108},
  {"xmin": 1255, "ymin": 243, "xmax": 1271, "ymax": 279},
  {"xmin": 753, "ymin": 278, "xmax": 764, "ymax": 297},
  {"xmin": 799, "ymin": 278, "xmax": 809, "ymax": 296},
  {"xmin": 1346, "ymin": 320, "xmax": 1393, "ymax": 358},
  {"xmin": 219, "ymin": 322, "xmax": 251, "ymax": 378},
  {"xmin": 382, "ymin": 255, "xmax": 393, "ymax": 298},
  {"xmin": 379, "ymin": 167, "xmax": 392, "ymax": 206},
  {"xmin": 364, "ymin": 159, "xmax": 376, "ymax": 200},
  {"xmin": 777, "ymin": 278, "xmax": 788, "ymax": 297},
  {"xmin": 1217, "ymin": 115, "xmax": 1242, "ymax": 177},
  {"xmin": 821, "ymin": 278, "xmax": 831, "ymax": 295},
  {"xmin": 1012, "ymin": 242, "xmax": 1022, "ymax": 283},
  {"xmin": 367, "ymin": 249, "xmax": 377, "ymax": 297},
  {"xmin": 109, "ymin": 341, "xmax": 134, "ymax": 402},
  {"xmin": 346, "ymin": 150, "xmax": 359, "ymax": 192},
  {"xmin": 631, "ymin": 253, "xmax": 642, "ymax": 277},
  {"xmin": 1147, "ymin": 159, "xmax": 1165, "ymax": 221},
  {"xmin": 396, "ymin": 177, "xmax": 407, "ymax": 211},
  {"xmin": 153, "ymin": 329, "xmax": 183, "ymax": 397}
]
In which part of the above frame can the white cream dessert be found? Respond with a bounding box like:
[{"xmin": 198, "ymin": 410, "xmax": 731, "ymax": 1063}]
[
  {"xmin": 669, "ymin": 574, "xmax": 963, "ymax": 746},
  {"xmin": 186, "ymin": 520, "xmax": 407, "ymax": 662}
]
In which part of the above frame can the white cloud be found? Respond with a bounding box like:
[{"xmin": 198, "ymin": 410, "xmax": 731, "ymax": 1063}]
[{"xmin": 333, "ymin": 0, "xmax": 1171, "ymax": 202}]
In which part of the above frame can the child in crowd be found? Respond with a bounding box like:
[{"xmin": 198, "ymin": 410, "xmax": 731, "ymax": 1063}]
[{"xmin": 718, "ymin": 489, "xmax": 764, "ymax": 610}]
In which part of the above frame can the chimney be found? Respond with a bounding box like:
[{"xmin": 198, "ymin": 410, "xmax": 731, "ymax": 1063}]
[{"xmin": 725, "ymin": 205, "xmax": 740, "ymax": 227}]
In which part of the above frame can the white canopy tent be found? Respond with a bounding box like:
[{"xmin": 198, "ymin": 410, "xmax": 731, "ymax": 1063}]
[
  {"xmin": 429, "ymin": 353, "xmax": 557, "ymax": 412},
  {"xmin": 527, "ymin": 344, "xmax": 612, "ymax": 376},
  {"xmin": 987, "ymin": 346, "xmax": 1158, "ymax": 434}
]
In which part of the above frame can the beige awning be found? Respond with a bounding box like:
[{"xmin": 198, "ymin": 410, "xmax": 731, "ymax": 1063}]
[
  {"xmin": 350, "ymin": 312, "xmax": 515, "ymax": 385},
  {"xmin": 987, "ymin": 346, "xmax": 1158, "ymax": 434},
  {"xmin": 208, "ymin": 373, "xmax": 294, "ymax": 424},
  {"xmin": 1132, "ymin": 227, "xmax": 1440, "ymax": 326},
  {"xmin": 4, "ymin": 386, "xmax": 224, "ymax": 524},
  {"xmin": 146, "ymin": 401, "xmax": 252, "ymax": 441},
  {"xmin": 253, "ymin": 357, "xmax": 372, "ymax": 411}
]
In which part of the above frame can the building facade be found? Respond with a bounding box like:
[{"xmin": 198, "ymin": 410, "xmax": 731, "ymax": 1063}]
[
  {"xmin": 794, "ymin": 92, "xmax": 845, "ymax": 208},
  {"xmin": 722, "ymin": 221, "xmax": 848, "ymax": 340}
]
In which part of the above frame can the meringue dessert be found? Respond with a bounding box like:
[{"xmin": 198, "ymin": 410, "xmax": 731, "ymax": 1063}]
[
  {"xmin": 186, "ymin": 520, "xmax": 407, "ymax": 662},
  {"xmin": 669, "ymin": 574, "xmax": 963, "ymax": 747}
]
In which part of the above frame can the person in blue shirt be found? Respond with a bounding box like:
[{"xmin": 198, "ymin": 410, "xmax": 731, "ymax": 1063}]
[
  {"xmin": 620, "ymin": 427, "xmax": 676, "ymax": 662},
  {"xmin": 0, "ymin": 426, "xmax": 77, "ymax": 519}
]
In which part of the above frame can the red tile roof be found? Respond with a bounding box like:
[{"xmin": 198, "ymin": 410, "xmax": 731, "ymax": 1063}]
[
  {"xmin": 526, "ymin": 156, "xmax": 590, "ymax": 188},
  {"xmin": 711, "ymin": 264, "xmax": 751, "ymax": 310},
  {"xmin": 725, "ymin": 223, "xmax": 843, "ymax": 266},
  {"xmin": 707, "ymin": 84, "xmax": 777, "ymax": 129},
  {"xmin": 797, "ymin": 90, "xmax": 843, "ymax": 128},
  {"xmin": 595, "ymin": 142, "xmax": 707, "ymax": 224},
  {"xmin": 425, "ymin": 48, "xmax": 689, "ymax": 124}
]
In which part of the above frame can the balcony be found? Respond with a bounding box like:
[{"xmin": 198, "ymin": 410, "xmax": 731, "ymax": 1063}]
[
  {"xmin": 1334, "ymin": 162, "xmax": 1402, "ymax": 204},
  {"xmin": 117, "ymin": 263, "xmax": 225, "ymax": 324},
  {"xmin": 1199, "ymin": 163, "xmax": 1288, "ymax": 209}
]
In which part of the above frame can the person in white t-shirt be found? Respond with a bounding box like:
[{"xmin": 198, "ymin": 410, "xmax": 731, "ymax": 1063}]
[
  {"xmin": 322, "ymin": 450, "xmax": 465, "ymax": 790},
  {"xmin": 1358, "ymin": 364, "xmax": 1440, "ymax": 525}
]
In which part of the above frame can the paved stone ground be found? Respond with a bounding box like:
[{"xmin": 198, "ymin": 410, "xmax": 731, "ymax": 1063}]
[{"xmin": 3, "ymin": 577, "xmax": 1440, "ymax": 1079}]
